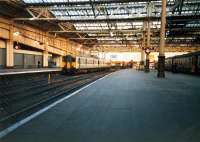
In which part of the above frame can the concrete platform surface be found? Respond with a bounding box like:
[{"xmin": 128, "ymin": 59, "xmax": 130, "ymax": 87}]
[{"xmin": 1, "ymin": 69, "xmax": 200, "ymax": 142}]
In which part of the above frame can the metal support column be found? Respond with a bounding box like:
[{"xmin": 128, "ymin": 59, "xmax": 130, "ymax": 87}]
[
  {"xmin": 145, "ymin": 20, "xmax": 151, "ymax": 72},
  {"xmin": 157, "ymin": 0, "xmax": 166, "ymax": 78},
  {"xmin": 140, "ymin": 50, "xmax": 145, "ymax": 70},
  {"xmin": 43, "ymin": 34, "xmax": 49, "ymax": 67},
  {"xmin": 6, "ymin": 25, "xmax": 14, "ymax": 68},
  {"xmin": 140, "ymin": 21, "xmax": 146, "ymax": 70}
]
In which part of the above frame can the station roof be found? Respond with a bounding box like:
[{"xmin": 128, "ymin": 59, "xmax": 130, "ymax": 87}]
[{"xmin": 0, "ymin": 0, "xmax": 200, "ymax": 51}]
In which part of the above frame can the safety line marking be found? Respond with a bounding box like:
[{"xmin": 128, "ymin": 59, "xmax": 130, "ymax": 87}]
[{"xmin": 0, "ymin": 69, "xmax": 62, "ymax": 76}]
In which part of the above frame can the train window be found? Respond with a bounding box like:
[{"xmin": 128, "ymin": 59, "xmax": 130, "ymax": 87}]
[
  {"xmin": 78, "ymin": 58, "xmax": 80, "ymax": 64},
  {"xmin": 189, "ymin": 57, "xmax": 192, "ymax": 62},
  {"xmin": 198, "ymin": 56, "xmax": 200, "ymax": 66},
  {"xmin": 87, "ymin": 58, "xmax": 90, "ymax": 64},
  {"xmin": 81, "ymin": 58, "xmax": 84, "ymax": 64},
  {"xmin": 186, "ymin": 58, "xmax": 189, "ymax": 64},
  {"xmin": 198, "ymin": 56, "xmax": 200, "ymax": 63}
]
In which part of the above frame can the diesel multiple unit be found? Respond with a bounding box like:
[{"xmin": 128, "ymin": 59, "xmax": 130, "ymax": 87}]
[{"xmin": 62, "ymin": 55, "xmax": 111, "ymax": 74}]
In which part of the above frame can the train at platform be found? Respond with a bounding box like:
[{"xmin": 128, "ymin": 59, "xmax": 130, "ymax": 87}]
[
  {"xmin": 165, "ymin": 51, "xmax": 200, "ymax": 74},
  {"xmin": 62, "ymin": 55, "xmax": 111, "ymax": 74}
]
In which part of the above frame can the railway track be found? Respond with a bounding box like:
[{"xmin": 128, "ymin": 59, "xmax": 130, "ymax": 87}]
[
  {"xmin": 0, "ymin": 73, "xmax": 65, "ymax": 91},
  {"xmin": 0, "ymin": 71, "xmax": 111, "ymax": 131}
]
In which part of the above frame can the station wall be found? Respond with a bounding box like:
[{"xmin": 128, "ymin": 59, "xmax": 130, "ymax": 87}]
[
  {"xmin": 0, "ymin": 17, "xmax": 88, "ymax": 69},
  {"xmin": 14, "ymin": 49, "xmax": 43, "ymax": 68}
]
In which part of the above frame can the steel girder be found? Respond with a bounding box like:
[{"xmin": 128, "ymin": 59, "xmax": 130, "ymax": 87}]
[{"xmin": 23, "ymin": 0, "xmax": 160, "ymax": 7}]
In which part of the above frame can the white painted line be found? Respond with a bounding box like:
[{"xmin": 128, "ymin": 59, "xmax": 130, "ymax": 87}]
[
  {"xmin": 0, "ymin": 69, "xmax": 62, "ymax": 76},
  {"xmin": 0, "ymin": 72, "xmax": 113, "ymax": 139}
]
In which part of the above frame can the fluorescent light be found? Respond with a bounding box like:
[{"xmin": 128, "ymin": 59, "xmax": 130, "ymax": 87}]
[
  {"xmin": 76, "ymin": 48, "xmax": 80, "ymax": 51},
  {"xmin": 13, "ymin": 31, "xmax": 20, "ymax": 36},
  {"xmin": 110, "ymin": 32, "xmax": 114, "ymax": 37},
  {"xmin": 34, "ymin": 41, "xmax": 40, "ymax": 45}
]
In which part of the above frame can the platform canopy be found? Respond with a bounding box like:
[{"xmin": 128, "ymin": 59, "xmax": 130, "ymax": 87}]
[{"xmin": 0, "ymin": 0, "xmax": 200, "ymax": 51}]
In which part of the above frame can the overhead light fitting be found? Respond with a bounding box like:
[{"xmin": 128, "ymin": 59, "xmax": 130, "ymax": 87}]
[
  {"xmin": 76, "ymin": 47, "xmax": 81, "ymax": 51},
  {"xmin": 13, "ymin": 31, "xmax": 20, "ymax": 36},
  {"xmin": 34, "ymin": 41, "xmax": 40, "ymax": 45},
  {"xmin": 110, "ymin": 32, "xmax": 114, "ymax": 37}
]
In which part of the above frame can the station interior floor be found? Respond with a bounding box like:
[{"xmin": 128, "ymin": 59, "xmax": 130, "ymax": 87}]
[{"xmin": 1, "ymin": 69, "xmax": 200, "ymax": 142}]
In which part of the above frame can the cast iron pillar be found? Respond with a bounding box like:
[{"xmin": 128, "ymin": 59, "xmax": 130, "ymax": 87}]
[
  {"xmin": 6, "ymin": 24, "xmax": 14, "ymax": 68},
  {"xmin": 145, "ymin": 55, "xmax": 150, "ymax": 72},
  {"xmin": 158, "ymin": 55, "xmax": 165, "ymax": 77},
  {"xmin": 145, "ymin": 19, "xmax": 151, "ymax": 73},
  {"xmin": 157, "ymin": 0, "xmax": 166, "ymax": 78},
  {"xmin": 140, "ymin": 21, "xmax": 147, "ymax": 70},
  {"xmin": 43, "ymin": 35, "xmax": 49, "ymax": 68},
  {"xmin": 140, "ymin": 50, "xmax": 145, "ymax": 70},
  {"xmin": 145, "ymin": 49, "xmax": 150, "ymax": 72}
]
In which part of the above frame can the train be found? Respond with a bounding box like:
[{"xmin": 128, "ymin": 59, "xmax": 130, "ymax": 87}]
[
  {"xmin": 62, "ymin": 55, "xmax": 111, "ymax": 74},
  {"xmin": 165, "ymin": 51, "xmax": 200, "ymax": 74}
]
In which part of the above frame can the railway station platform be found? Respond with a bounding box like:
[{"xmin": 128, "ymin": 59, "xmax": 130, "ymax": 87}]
[
  {"xmin": 1, "ymin": 69, "xmax": 200, "ymax": 142},
  {"xmin": 0, "ymin": 68, "xmax": 62, "ymax": 76}
]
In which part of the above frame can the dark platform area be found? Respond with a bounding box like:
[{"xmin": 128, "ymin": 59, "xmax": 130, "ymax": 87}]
[
  {"xmin": 1, "ymin": 69, "xmax": 200, "ymax": 142},
  {"xmin": 0, "ymin": 68, "xmax": 62, "ymax": 76}
]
